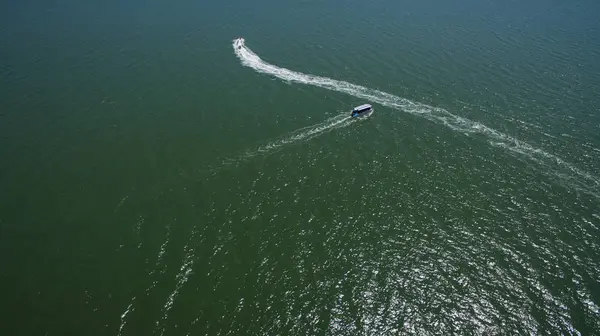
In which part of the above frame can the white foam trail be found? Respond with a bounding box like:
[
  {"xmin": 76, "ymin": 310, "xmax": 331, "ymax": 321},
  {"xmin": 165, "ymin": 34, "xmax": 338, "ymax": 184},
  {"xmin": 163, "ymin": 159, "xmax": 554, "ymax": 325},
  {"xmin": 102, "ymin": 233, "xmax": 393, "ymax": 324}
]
[
  {"xmin": 233, "ymin": 38, "xmax": 600, "ymax": 197},
  {"xmin": 117, "ymin": 298, "xmax": 135, "ymax": 336},
  {"xmin": 208, "ymin": 112, "xmax": 355, "ymax": 172},
  {"xmin": 253, "ymin": 113, "xmax": 352, "ymax": 154}
]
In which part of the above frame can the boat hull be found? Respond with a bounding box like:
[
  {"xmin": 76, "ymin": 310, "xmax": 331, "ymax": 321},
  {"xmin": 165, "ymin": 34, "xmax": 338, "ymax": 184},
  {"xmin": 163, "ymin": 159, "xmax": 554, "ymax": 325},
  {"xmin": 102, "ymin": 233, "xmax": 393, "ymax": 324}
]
[{"xmin": 351, "ymin": 109, "xmax": 374, "ymax": 118}]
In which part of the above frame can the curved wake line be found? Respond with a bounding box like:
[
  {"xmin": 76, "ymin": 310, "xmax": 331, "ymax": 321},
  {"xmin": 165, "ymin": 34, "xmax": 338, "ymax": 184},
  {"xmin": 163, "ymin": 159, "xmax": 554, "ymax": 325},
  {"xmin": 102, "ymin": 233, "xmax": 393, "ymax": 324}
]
[
  {"xmin": 213, "ymin": 112, "xmax": 353, "ymax": 171},
  {"xmin": 185, "ymin": 111, "xmax": 355, "ymax": 180},
  {"xmin": 255, "ymin": 113, "xmax": 351, "ymax": 153},
  {"xmin": 233, "ymin": 38, "xmax": 600, "ymax": 198}
]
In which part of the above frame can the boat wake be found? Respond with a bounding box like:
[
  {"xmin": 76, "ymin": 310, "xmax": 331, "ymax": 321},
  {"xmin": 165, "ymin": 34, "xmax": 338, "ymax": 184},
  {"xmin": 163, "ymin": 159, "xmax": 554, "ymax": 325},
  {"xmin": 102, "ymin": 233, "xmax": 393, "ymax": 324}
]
[
  {"xmin": 233, "ymin": 38, "xmax": 600, "ymax": 198},
  {"xmin": 252, "ymin": 113, "xmax": 352, "ymax": 154},
  {"xmin": 214, "ymin": 112, "xmax": 354, "ymax": 170}
]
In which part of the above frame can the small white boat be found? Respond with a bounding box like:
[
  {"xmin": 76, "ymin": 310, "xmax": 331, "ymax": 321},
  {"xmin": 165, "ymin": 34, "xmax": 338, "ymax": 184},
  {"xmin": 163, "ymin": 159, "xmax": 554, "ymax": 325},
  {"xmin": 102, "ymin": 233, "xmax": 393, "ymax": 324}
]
[{"xmin": 351, "ymin": 104, "xmax": 373, "ymax": 118}]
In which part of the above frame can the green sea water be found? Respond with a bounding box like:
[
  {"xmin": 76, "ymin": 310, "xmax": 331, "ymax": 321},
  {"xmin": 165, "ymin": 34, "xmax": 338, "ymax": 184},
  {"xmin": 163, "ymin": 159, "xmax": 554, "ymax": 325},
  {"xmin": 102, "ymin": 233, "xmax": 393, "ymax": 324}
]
[{"xmin": 2, "ymin": 0, "xmax": 600, "ymax": 335}]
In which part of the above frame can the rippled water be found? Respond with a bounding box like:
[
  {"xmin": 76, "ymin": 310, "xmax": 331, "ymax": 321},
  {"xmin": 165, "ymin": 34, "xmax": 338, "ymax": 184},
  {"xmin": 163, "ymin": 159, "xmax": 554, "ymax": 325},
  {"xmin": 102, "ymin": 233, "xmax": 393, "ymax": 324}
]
[{"xmin": 1, "ymin": 0, "xmax": 599, "ymax": 335}]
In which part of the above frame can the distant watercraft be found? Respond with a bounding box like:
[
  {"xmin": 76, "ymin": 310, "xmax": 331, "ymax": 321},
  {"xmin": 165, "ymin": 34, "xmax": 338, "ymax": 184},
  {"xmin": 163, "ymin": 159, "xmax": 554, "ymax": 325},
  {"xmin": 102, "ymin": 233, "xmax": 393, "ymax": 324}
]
[
  {"xmin": 234, "ymin": 38, "xmax": 244, "ymax": 49},
  {"xmin": 351, "ymin": 104, "xmax": 373, "ymax": 118}
]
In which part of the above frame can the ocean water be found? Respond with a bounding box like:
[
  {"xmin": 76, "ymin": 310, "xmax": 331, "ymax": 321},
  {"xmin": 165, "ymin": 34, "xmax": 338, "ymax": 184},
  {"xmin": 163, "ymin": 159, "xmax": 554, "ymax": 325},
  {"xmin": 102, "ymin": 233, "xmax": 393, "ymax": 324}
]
[{"xmin": 1, "ymin": 0, "xmax": 600, "ymax": 335}]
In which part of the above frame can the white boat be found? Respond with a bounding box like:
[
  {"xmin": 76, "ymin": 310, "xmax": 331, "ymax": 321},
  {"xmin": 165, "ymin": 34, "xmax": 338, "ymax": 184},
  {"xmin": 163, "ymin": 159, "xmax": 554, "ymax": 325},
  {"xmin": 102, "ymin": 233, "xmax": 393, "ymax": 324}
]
[{"xmin": 351, "ymin": 104, "xmax": 373, "ymax": 118}]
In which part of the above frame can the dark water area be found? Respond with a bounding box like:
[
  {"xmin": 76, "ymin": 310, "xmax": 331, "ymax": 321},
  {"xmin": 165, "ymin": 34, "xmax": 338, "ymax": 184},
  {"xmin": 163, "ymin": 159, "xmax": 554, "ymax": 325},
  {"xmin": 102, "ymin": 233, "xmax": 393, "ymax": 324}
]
[{"xmin": 1, "ymin": 0, "xmax": 599, "ymax": 334}]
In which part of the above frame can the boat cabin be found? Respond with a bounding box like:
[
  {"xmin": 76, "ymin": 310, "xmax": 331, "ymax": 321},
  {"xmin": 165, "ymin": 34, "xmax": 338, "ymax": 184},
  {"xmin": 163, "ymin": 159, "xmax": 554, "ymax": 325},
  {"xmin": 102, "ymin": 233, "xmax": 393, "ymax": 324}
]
[{"xmin": 351, "ymin": 104, "xmax": 373, "ymax": 117}]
